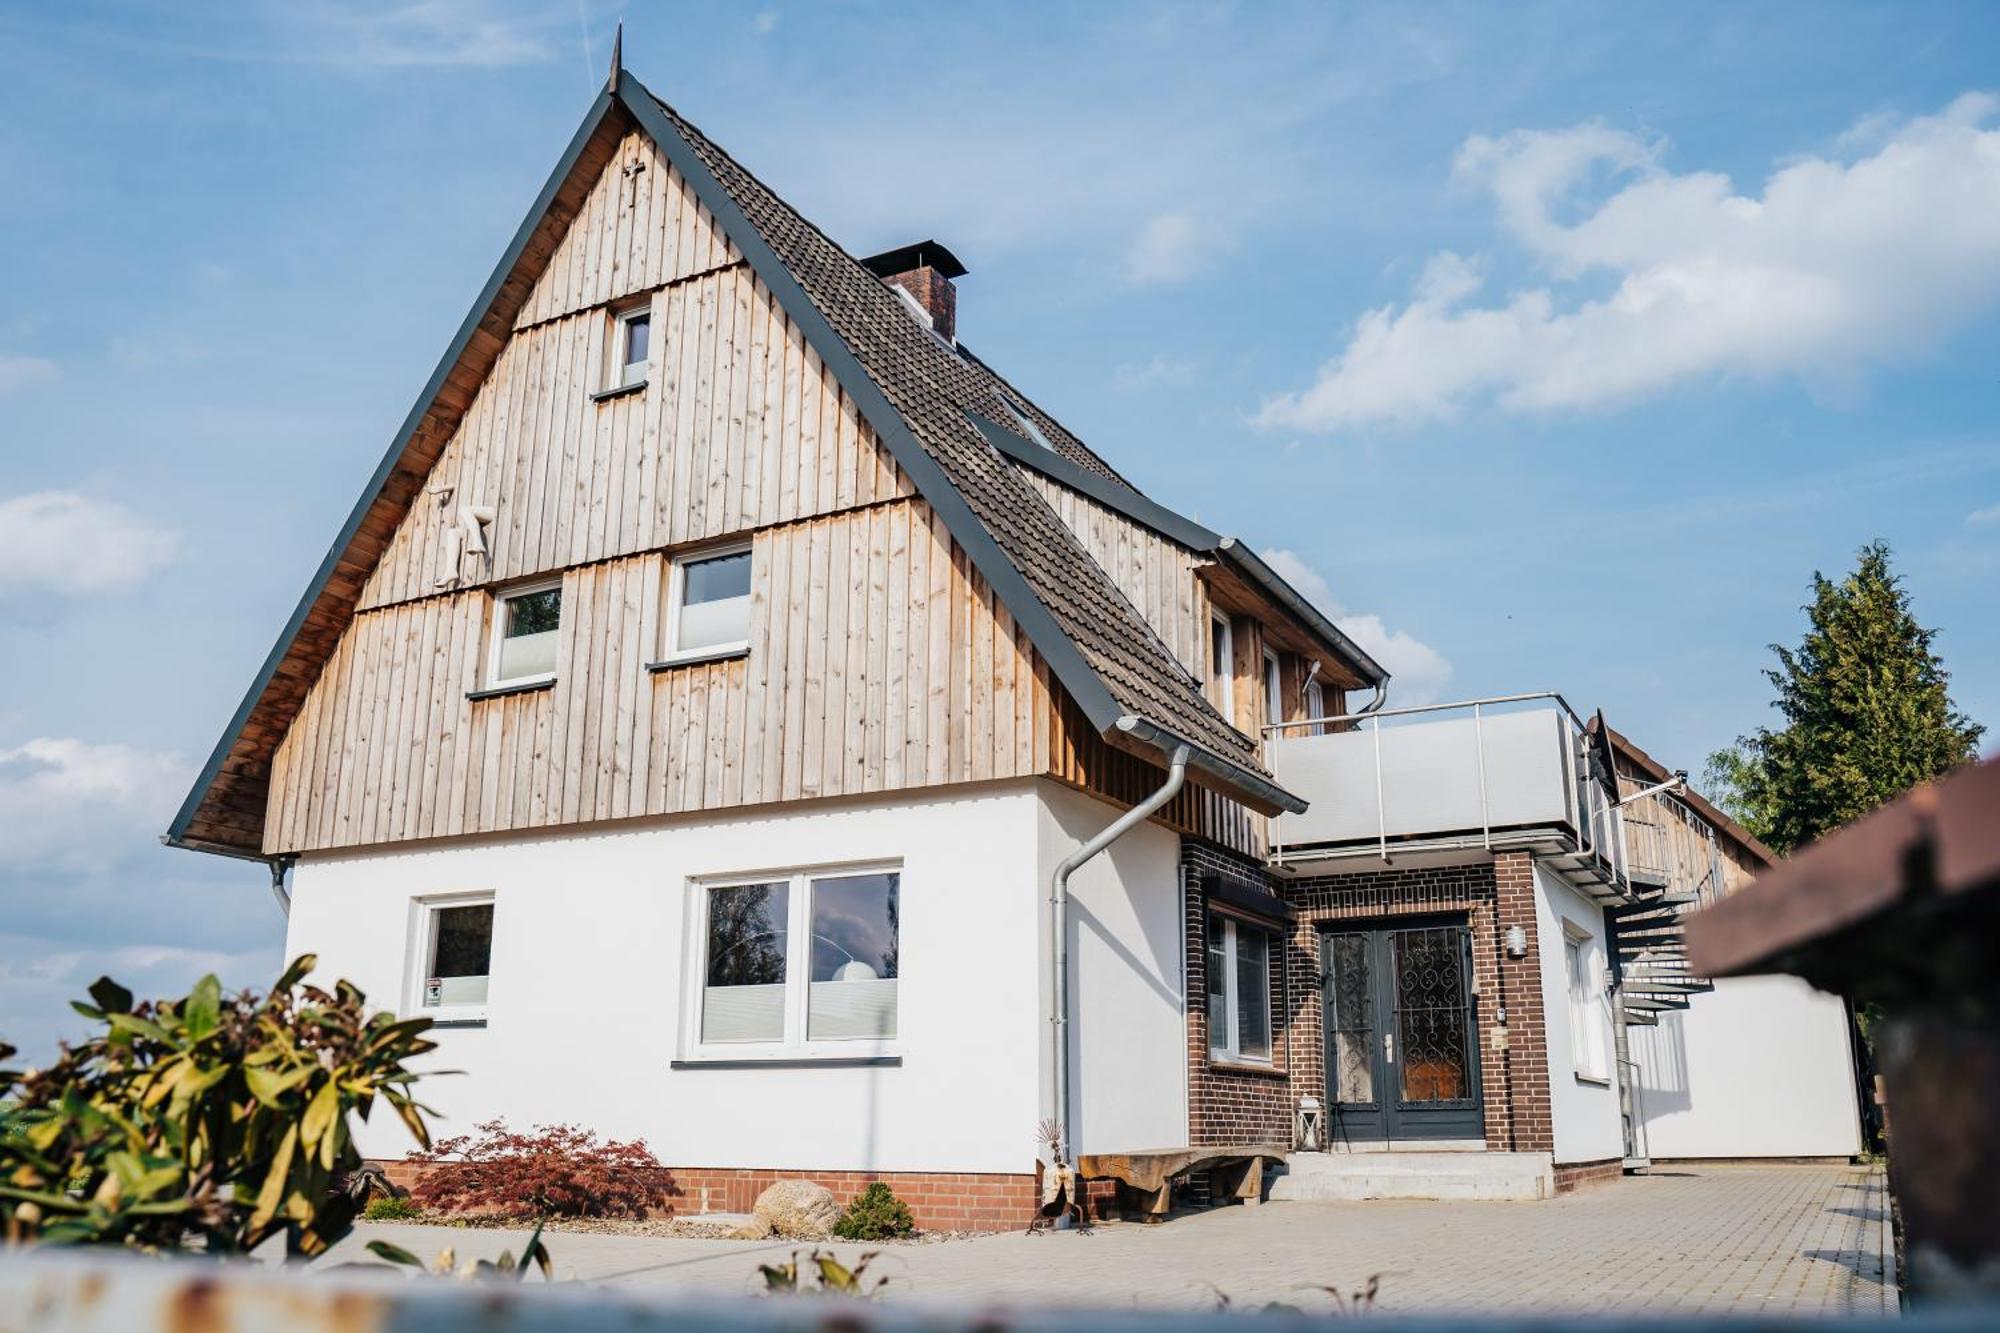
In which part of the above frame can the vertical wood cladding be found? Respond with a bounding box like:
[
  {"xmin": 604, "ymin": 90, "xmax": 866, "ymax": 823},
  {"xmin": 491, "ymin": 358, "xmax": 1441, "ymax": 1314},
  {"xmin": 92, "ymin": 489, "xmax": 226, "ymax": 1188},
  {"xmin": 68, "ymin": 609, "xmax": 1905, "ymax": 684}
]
[{"xmin": 1182, "ymin": 848, "xmax": 1557, "ymax": 1155}]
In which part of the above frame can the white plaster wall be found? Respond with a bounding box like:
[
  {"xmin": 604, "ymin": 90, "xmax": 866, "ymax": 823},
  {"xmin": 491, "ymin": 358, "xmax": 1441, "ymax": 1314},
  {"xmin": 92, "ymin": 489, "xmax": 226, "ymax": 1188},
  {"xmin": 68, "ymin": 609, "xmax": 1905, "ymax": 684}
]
[
  {"xmin": 1533, "ymin": 862, "xmax": 1625, "ymax": 1165},
  {"xmin": 1036, "ymin": 784, "xmax": 1187, "ymax": 1157},
  {"xmin": 1629, "ymin": 974, "xmax": 1861, "ymax": 1159},
  {"xmin": 286, "ymin": 784, "xmax": 1045, "ymax": 1174}
]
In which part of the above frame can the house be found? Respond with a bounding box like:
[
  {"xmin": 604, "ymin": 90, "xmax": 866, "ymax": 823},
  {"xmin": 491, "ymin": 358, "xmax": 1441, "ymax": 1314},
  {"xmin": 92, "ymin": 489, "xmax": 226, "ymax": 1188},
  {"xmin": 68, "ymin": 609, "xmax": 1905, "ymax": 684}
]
[
  {"xmin": 1604, "ymin": 727, "xmax": 1864, "ymax": 1163},
  {"xmin": 167, "ymin": 58, "xmax": 1851, "ymax": 1230}
]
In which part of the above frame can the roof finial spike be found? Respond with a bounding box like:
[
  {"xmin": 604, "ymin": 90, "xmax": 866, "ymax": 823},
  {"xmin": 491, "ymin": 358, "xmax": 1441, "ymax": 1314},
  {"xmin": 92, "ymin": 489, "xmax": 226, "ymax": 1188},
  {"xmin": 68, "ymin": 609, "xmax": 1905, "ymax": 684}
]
[{"xmin": 608, "ymin": 22, "xmax": 622, "ymax": 94}]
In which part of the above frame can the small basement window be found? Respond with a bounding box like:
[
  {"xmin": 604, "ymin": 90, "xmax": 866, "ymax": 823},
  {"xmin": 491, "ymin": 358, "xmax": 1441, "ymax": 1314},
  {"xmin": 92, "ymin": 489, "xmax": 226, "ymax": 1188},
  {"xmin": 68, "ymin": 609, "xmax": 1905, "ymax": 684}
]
[
  {"xmin": 1207, "ymin": 914, "xmax": 1274, "ymax": 1064},
  {"xmin": 488, "ymin": 581, "xmax": 561, "ymax": 687},
  {"xmin": 666, "ymin": 545, "xmax": 752, "ymax": 662},
  {"xmin": 692, "ymin": 867, "xmax": 901, "ymax": 1057},
  {"xmin": 614, "ymin": 304, "xmax": 652, "ymax": 389},
  {"xmin": 414, "ymin": 896, "xmax": 494, "ymax": 1021}
]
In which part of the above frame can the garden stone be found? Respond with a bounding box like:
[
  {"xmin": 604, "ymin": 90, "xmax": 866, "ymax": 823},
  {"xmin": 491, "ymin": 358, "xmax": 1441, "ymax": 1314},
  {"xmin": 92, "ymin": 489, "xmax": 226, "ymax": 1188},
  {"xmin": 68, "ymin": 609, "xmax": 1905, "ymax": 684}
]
[{"xmin": 751, "ymin": 1180, "xmax": 842, "ymax": 1239}]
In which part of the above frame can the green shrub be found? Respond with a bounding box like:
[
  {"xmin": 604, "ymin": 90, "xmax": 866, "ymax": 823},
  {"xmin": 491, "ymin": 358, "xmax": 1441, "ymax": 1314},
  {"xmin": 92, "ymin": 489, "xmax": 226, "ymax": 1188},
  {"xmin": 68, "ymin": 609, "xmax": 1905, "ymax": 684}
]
[
  {"xmin": 0, "ymin": 955, "xmax": 436, "ymax": 1258},
  {"xmin": 363, "ymin": 1195, "xmax": 423, "ymax": 1221},
  {"xmin": 830, "ymin": 1182, "xmax": 914, "ymax": 1241}
]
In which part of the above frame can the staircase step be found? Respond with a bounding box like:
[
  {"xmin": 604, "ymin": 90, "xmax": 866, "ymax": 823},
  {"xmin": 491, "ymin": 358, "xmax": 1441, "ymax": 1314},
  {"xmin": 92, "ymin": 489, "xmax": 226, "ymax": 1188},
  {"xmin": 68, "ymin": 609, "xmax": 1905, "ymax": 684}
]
[{"xmin": 1268, "ymin": 1151, "xmax": 1554, "ymax": 1203}]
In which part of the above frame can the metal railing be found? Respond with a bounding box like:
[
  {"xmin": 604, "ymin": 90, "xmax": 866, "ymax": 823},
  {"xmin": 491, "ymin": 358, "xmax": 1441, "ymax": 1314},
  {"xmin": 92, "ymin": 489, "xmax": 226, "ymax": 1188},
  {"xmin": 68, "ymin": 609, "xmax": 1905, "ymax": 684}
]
[{"xmin": 1263, "ymin": 692, "xmax": 1625, "ymax": 877}]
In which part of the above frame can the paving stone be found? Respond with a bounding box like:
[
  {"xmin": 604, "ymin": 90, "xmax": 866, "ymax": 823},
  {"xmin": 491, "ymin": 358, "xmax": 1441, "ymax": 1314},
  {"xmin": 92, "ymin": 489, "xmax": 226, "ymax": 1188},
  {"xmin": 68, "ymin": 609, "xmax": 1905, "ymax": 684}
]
[{"xmin": 328, "ymin": 1163, "xmax": 1895, "ymax": 1317}]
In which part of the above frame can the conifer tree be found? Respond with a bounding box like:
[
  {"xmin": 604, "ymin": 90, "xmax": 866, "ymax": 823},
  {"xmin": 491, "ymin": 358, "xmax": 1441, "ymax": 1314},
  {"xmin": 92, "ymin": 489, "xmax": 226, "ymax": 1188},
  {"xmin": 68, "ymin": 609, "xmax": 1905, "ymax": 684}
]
[{"xmin": 1705, "ymin": 541, "xmax": 1982, "ymax": 854}]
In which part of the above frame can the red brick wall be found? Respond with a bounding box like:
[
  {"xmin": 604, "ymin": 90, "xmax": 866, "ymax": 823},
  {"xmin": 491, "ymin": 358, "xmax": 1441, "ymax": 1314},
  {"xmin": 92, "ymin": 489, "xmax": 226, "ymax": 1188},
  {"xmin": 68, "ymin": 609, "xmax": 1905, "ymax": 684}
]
[
  {"xmin": 1182, "ymin": 844, "xmax": 1556, "ymax": 1156},
  {"xmin": 370, "ymin": 1159, "xmax": 1036, "ymax": 1234},
  {"xmin": 1554, "ymin": 1157, "xmax": 1623, "ymax": 1192}
]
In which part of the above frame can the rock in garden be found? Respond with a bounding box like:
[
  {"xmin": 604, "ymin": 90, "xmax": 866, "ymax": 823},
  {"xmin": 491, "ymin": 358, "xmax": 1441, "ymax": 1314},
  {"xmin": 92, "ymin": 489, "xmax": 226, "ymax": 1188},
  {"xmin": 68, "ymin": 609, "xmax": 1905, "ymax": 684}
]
[{"xmin": 751, "ymin": 1180, "xmax": 842, "ymax": 1239}]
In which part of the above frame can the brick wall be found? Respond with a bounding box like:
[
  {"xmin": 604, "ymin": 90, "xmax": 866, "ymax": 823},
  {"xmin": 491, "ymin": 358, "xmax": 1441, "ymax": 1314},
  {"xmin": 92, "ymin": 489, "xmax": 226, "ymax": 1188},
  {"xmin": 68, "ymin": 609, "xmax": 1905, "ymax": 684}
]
[
  {"xmin": 370, "ymin": 1158, "xmax": 1037, "ymax": 1234},
  {"xmin": 1182, "ymin": 844, "xmax": 1556, "ymax": 1156},
  {"xmin": 1184, "ymin": 842, "xmax": 1296, "ymax": 1146},
  {"xmin": 1553, "ymin": 1157, "xmax": 1623, "ymax": 1193}
]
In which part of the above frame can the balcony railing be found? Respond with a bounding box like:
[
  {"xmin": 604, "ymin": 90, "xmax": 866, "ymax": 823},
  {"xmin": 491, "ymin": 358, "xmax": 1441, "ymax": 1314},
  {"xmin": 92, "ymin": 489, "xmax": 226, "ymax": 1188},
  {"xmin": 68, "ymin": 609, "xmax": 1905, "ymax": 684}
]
[{"xmin": 1263, "ymin": 692, "xmax": 1626, "ymax": 887}]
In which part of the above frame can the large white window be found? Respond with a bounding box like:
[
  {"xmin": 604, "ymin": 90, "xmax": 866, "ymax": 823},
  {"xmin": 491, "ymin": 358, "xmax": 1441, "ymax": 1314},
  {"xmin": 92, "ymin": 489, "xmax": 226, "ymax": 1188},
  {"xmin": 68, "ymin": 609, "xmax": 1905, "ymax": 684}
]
[
  {"xmin": 410, "ymin": 894, "xmax": 494, "ymax": 1023},
  {"xmin": 691, "ymin": 866, "xmax": 900, "ymax": 1057},
  {"xmin": 1206, "ymin": 914, "xmax": 1274, "ymax": 1064},
  {"xmin": 487, "ymin": 581, "xmax": 561, "ymax": 687},
  {"xmin": 613, "ymin": 304, "xmax": 652, "ymax": 389},
  {"xmin": 1209, "ymin": 612, "xmax": 1235, "ymax": 716},
  {"xmin": 1263, "ymin": 649, "xmax": 1283, "ymax": 727},
  {"xmin": 1565, "ymin": 927, "xmax": 1610, "ymax": 1082},
  {"xmin": 664, "ymin": 545, "xmax": 752, "ymax": 663}
]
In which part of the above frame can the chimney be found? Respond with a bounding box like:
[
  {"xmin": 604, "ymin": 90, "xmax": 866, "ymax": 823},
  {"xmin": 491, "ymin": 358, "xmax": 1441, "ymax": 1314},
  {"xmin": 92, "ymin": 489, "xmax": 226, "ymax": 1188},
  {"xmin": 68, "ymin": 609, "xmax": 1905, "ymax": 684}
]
[{"xmin": 862, "ymin": 240, "xmax": 967, "ymax": 343}]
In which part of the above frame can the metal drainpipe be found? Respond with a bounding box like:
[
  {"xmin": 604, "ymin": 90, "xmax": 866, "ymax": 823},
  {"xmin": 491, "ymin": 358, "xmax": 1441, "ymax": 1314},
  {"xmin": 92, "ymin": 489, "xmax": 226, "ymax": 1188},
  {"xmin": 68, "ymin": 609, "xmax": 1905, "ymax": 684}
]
[
  {"xmin": 1048, "ymin": 744, "xmax": 1190, "ymax": 1163},
  {"xmin": 267, "ymin": 857, "xmax": 294, "ymax": 917}
]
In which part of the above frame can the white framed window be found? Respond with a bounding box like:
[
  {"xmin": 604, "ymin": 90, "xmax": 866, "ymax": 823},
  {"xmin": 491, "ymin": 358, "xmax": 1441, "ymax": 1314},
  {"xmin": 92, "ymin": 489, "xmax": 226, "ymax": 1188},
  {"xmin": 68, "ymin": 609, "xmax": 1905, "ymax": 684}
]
[
  {"xmin": 612, "ymin": 303, "xmax": 652, "ymax": 389},
  {"xmin": 1206, "ymin": 913, "xmax": 1274, "ymax": 1064},
  {"xmin": 487, "ymin": 579, "xmax": 561, "ymax": 688},
  {"xmin": 1304, "ymin": 678, "xmax": 1327, "ymax": 736},
  {"xmin": 408, "ymin": 893, "xmax": 494, "ymax": 1024},
  {"xmin": 686, "ymin": 865, "xmax": 901, "ymax": 1059},
  {"xmin": 1565, "ymin": 926, "xmax": 1610, "ymax": 1082},
  {"xmin": 1209, "ymin": 612, "xmax": 1235, "ymax": 716},
  {"xmin": 1262, "ymin": 649, "xmax": 1283, "ymax": 727},
  {"xmin": 663, "ymin": 544, "xmax": 752, "ymax": 664}
]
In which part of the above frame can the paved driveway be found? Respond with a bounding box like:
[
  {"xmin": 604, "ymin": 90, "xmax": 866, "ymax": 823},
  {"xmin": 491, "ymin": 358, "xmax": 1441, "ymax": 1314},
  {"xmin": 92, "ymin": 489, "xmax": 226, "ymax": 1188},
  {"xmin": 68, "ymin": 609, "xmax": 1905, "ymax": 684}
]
[{"xmin": 338, "ymin": 1163, "xmax": 1895, "ymax": 1317}]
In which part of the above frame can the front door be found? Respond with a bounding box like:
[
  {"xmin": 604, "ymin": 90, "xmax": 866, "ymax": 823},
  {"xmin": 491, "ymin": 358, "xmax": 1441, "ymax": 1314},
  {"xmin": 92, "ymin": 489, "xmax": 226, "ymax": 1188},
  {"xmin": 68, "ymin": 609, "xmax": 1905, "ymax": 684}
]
[{"xmin": 1321, "ymin": 922, "xmax": 1483, "ymax": 1142}]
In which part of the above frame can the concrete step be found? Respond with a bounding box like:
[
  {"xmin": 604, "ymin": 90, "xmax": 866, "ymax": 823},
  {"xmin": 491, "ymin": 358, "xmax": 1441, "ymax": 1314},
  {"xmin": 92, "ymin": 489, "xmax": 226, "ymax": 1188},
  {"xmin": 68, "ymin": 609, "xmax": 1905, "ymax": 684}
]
[{"xmin": 1267, "ymin": 1151, "xmax": 1555, "ymax": 1202}]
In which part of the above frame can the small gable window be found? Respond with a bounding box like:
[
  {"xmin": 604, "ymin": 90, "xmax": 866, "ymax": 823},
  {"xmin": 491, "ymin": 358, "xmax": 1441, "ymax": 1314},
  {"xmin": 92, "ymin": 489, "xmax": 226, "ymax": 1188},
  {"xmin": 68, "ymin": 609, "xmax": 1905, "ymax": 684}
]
[
  {"xmin": 488, "ymin": 581, "xmax": 561, "ymax": 688},
  {"xmin": 614, "ymin": 305, "xmax": 652, "ymax": 389},
  {"xmin": 1263, "ymin": 648, "xmax": 1283, "ymax": 728},
  {"xmin": 663, "ymin": 544, "xmax": 752, "ymax": 664},
  {"xmin": 1209, "ymin": 611, "xmax": 1235, "ymax": 716}
]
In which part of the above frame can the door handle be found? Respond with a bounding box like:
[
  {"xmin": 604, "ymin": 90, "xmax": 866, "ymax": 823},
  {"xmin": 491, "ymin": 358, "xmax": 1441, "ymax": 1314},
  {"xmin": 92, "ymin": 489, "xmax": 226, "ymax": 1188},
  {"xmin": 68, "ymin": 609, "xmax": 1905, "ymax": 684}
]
[{"xmin": 1384, "ymin": 1031, "xmax": 1395, "ymax": 1063}]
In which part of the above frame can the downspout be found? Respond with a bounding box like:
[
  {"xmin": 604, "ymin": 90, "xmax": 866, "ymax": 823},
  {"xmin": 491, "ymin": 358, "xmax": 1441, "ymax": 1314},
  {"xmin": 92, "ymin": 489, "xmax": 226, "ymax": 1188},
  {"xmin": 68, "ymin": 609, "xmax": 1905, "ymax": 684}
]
[
  {"xmin": 1048, "ymin": 744, "xmax": 1190, "ymax": 1163},
  {"xmin": 268, "ymin": 856, "xmax": 295, "ymax": 917}
]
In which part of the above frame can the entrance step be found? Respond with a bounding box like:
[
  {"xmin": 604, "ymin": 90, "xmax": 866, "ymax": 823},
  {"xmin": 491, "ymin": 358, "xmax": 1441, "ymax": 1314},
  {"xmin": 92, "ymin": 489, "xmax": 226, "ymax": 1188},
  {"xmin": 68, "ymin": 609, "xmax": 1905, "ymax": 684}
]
[{"xmin": 1267, "ymin": 1151, "xmax": 1555, "ymax": 1202}]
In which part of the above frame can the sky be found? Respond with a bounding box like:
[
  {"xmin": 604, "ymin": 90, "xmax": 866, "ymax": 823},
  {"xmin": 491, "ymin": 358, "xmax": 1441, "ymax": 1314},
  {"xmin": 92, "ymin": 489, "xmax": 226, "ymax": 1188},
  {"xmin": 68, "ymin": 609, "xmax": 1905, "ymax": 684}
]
[{"xmin": 2, "ymin": 1, "xmax": 1996, "ymax": 1061}]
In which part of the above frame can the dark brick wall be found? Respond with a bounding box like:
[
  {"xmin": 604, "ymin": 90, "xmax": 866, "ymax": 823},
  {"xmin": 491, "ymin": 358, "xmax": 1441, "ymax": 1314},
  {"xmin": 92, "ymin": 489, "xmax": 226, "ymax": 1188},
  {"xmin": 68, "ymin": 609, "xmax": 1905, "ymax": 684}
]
[{"xmin": 1182, "ymin": 844, "xmax": 1556, "ymax": 1155}]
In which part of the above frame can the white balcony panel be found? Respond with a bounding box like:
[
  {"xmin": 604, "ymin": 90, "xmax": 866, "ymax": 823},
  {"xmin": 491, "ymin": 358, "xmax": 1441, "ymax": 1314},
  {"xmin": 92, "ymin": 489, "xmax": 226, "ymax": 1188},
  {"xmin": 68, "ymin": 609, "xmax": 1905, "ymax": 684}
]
[{"xmin": 1272, "ymin": 708, "xmax": 1575, "ymax": 849}]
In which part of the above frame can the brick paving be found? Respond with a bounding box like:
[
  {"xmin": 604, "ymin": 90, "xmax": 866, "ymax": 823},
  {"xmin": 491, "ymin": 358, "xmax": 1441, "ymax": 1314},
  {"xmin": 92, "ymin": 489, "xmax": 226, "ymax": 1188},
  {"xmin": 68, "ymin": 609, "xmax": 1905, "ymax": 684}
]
[{"xmin": 336, "ymin": 1163, "xmax": 1895, "ymax": 1317}]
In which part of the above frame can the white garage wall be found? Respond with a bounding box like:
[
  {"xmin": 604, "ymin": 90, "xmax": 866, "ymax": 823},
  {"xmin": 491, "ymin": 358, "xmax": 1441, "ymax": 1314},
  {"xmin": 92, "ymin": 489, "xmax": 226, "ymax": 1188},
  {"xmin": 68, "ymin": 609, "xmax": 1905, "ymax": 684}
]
[
  {"xmin": 286, "ymin": 783, "xmax": 1046, "ymax": 1174},
  {"xmin": 1629, "ymin": 974, "xmax": 1861, "ymax": 1159},
  {"xmin": 1533, "ymin": 862, "xmax": 1625, "ymax": 1165},
  {"xmin": 1036, "ymin": 784, "xmax": 1187, "ymax": 1157}
]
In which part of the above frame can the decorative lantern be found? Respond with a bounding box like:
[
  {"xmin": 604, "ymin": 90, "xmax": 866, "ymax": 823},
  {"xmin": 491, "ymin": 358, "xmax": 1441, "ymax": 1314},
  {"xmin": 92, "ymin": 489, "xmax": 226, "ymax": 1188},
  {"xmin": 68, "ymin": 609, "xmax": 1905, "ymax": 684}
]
[{"xmin": 1296, "ymin": 1095, "xmax": 1324, "ymax": 1152}]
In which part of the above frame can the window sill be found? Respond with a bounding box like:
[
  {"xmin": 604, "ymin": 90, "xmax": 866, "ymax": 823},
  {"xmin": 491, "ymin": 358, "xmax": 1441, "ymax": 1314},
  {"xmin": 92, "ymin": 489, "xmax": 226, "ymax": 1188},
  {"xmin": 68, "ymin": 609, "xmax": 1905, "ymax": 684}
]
[
  {"xmin": 1208, "ymin": 1057, "xmax": 1286, "ymax": 1079},
  {"xmin": 590, "ymin": 379, "xmax": 647, "ymax": 403},
  {"xmin": 1573, "ymin": 1072, "xmax": 1613, "ymax": 1088},
  {"xmin": 670, "ymin": 1054, "xmax": 902, "ymax": 1070},
  {"xmin": 467, "ymin": 677, "xmax": 556, "ymax": 702},
  {"xmin": 648, "ymin": 644, "xmax": 750, "ymax": 671},
  {"xmin": 417, "ymin": 1012, "xmax": 488, "ymax": 1029}
]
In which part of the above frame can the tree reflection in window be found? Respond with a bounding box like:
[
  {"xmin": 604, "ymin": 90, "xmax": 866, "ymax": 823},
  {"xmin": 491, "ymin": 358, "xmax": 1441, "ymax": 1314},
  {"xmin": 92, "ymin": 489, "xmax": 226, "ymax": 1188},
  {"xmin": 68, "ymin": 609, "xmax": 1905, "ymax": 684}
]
[{"xmin": 706, "ymin": 883, "xmax": 789, "ymax": 987}]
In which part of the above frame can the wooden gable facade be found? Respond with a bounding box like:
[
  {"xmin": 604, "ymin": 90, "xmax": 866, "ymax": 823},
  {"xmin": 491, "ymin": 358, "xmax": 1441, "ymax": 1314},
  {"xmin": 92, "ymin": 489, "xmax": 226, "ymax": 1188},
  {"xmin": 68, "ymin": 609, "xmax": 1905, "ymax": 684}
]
[{"xmin": 255, "ymin": 124, "xmax": 1279, "ymax": 858}]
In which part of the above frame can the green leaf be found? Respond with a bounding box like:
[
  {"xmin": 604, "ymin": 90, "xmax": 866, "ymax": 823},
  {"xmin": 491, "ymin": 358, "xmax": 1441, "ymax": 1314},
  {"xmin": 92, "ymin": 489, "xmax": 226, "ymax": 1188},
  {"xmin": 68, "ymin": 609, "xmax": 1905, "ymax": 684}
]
[
  {"xmin": 184, "ymin": 975, "xmax": 222, "ymax": 1039},
  {"xmin": 245, "ymin": 1064, "xmax": 311, "ymax": 1108},
  {"xmin": 300, "ymin": 1080, "xmax": 339, "ymax": 1151},
  {"xmin": 105, "ymin": 1013, "xmax": 171, "ymax": 1044},
  {"xmin": 365, "ymin": 1239, "xmax": 424, "ymax": 1268},
  {"xmin": 249, "ymin": 1123, "xmax": 298, "ymax": 1233},
  {"xmin": 274, "ymin": 954, "xmax": 318, "ymax": 994},
  {"xmin": 518, "ymin": 1219, "xmax": 549, "ymax": 1282},
  {"xmin": 87, "ymin": 977, "xmax": 134, "ymax": 1014}
]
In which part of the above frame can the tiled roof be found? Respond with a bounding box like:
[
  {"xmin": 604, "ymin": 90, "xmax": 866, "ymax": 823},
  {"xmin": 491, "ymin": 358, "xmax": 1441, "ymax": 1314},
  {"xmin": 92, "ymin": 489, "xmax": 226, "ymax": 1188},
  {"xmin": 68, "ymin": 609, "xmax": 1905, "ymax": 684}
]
[{"xmin": 648, "ymin": 91, "xmax": 1269, "ymax": 781}]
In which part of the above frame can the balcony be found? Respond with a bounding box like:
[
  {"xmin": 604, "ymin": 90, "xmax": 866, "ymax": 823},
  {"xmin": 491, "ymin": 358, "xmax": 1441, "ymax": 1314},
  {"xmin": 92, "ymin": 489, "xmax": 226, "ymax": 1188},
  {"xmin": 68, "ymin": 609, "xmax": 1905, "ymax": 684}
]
[{"xmin": 1264, "ymin": 693, "xmax": 1629, "ymax": 899}]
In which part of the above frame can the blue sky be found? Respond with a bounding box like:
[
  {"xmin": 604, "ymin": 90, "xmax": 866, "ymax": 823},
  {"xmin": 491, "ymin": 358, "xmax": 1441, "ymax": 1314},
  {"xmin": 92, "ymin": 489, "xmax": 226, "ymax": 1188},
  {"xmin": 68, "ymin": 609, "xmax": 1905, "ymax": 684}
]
[{"xmin": 2, "ymin": 1, "xmax": 1996, "ymax": 1060}]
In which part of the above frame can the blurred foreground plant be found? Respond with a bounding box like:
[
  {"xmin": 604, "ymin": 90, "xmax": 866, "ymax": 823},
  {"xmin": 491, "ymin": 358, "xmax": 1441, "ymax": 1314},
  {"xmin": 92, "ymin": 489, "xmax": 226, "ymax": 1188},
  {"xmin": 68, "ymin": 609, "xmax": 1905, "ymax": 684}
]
[
  {"xmin": 0, "ymin": 955, "xmax": 435, "ymax": 1258},
  {"xmin": 757, "ymin": 1248, "xmax": 887, "ymax": 1297}
]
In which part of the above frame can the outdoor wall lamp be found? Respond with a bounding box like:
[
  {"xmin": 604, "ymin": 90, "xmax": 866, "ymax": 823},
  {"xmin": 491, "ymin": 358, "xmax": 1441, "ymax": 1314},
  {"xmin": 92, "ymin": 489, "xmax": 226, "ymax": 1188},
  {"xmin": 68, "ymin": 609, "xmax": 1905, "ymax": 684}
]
[{"xmin": 1504, "ymin": 925, "xmax": 1529, "ymax": 959}]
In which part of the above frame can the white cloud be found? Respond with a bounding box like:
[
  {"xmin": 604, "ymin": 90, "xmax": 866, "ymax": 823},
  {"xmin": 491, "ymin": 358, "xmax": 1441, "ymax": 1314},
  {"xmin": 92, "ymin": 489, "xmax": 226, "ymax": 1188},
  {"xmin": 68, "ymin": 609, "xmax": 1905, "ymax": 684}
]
[
  {"xmin": 1126, "ymin": 212, "xmax": 1231, "ymax": 285},
  {"xmin": 1262, "ymin": 549, "xmax": 1453, "ymax": 705},
  {"xmin": 0, "ymin": 935, "xmax": 276, "ymax": 1064},
  {"xmin": 0, "ymin": 354, "xmax": 56, "ymax": 395},
  {"xmin": 1113, "ymin": 354, "xmax": 1197, "ymax": 390},
  {"xmin": 0, "ymin": 492, "xmax": 180, "ymax": 598},
  {"xmin": 0, "ymin": 738, "xmax": 189, "ymax": 875},
  {"xmin": 1968, "ymin": 502, "xmax": 2000, "ymax": 526},
  {"xmin": 1260, "ymin": 93, "xmax": 2000, "ymax": 432},
  {"xmin": 753, "ymin": 11, "xmax": 780, "ymax": 36}
]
